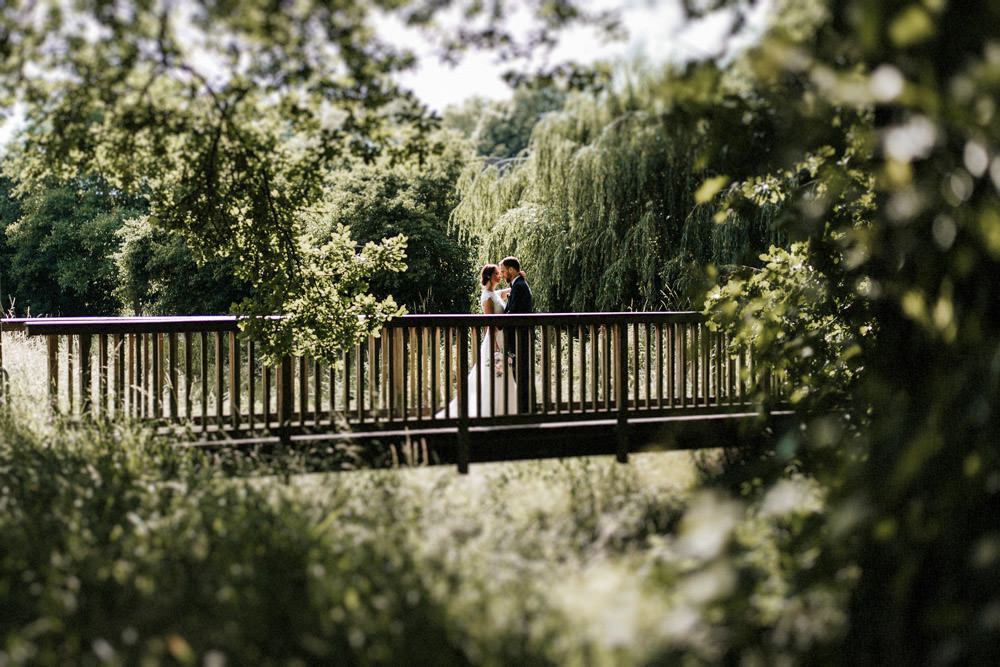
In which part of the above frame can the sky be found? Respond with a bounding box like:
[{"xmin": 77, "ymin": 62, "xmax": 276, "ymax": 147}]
[
  {"xmin": 0, "ymin": 0, "xmax": 770, "ymax": 144},
  {"xmin": 388, "ymin": 0, "xmax": 771, "ymax": 112}
]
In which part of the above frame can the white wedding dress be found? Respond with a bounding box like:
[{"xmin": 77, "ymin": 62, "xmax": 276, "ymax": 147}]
[{"xmin": 436, "ymin": 289, "xmax": 518, "ymax": 418}]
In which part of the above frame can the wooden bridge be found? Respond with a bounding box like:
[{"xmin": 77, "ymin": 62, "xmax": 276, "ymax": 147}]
[{"xmin": 1, "ymin": 313, "xmax": 787, "ymax": 472}]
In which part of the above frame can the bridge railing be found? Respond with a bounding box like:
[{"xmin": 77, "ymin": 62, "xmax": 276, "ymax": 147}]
[{"xmin": 1, "ymin": 312, "xmax": 767, "ymax": 437}]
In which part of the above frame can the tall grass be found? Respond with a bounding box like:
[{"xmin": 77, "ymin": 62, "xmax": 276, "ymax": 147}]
[{"xmin": 1, "ymin": 331, "xmax": 839, "ymax": 665}]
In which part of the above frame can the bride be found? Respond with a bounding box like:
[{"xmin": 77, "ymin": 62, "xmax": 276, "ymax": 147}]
[{"xmin": 436, "ymin": 264, "xmax": 518, "ymax": 418}]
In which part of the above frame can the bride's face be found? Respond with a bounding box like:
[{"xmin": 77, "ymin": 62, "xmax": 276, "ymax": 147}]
[{"xmin": 490, "ymin": 269, "xmax": 501, "ymax": 288}]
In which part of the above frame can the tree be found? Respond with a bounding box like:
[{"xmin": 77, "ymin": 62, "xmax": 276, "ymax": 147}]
[
  {"xmin": 114, "ymin": 216, "xmax": 251, "ymax": 315},
  {"xmin": 0, "ymin": 0, "xmax": 619, "ymax": 360},
  {"xmin": 696, "ymin": 0, "xmax": 1000, "ymax": 662},
  {"xmin": 451, "ymin": 62, "xmax": 786, "ymax": 312},
  {"xmin": 2, "ymin": 176, "xmax": 143, "ymax": 316},
  {"xmin": 315, "ymin": 130, "xmax": 475, "ymax": 313}
]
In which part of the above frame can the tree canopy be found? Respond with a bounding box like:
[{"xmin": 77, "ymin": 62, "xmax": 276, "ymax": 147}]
[{"xmin": 0, "ymin": 0, "xmax": 617, "ymax": 359}]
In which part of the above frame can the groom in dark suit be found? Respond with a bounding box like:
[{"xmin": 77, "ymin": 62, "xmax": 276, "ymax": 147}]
[{"xmin": 500, "ymin": 256, "xmax": 533, "ymax": 413}]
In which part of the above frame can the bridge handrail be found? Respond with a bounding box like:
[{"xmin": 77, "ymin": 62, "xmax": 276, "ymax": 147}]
[{"xmin": 2, "ymin": 311, "xmax": 706, "ymax": 336}]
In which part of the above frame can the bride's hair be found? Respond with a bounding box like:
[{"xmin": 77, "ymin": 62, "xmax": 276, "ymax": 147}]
[{"xmin": 480, "ymin": 264, "xmax": 499, "ymax": 286}]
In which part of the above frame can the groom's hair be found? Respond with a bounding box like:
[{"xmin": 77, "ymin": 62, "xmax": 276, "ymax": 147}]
[{"xmin": 500, "ymin": 256, "xmax": 520, "ymax": 272}]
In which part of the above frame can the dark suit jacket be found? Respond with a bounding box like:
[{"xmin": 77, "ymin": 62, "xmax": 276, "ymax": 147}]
[{"xmin": 504, "ymin": 276, "xmax": 533, "ymax": 315}]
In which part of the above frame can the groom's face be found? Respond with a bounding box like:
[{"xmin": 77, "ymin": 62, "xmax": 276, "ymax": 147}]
[{"xmin": 501, "ymin": 265, "xmax": 516, "ymax": 284}]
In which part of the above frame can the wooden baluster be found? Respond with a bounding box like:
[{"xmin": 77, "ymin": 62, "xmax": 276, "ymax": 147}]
[
  {"xmin": 615, "ymin": 322, "xmax": 629, "ymax": 463},
  {"xmin": 114, "ymin": 333, "xmax": 124, "ymax": 416},
  {"xmin": 566, "ymin": 326, "xmax": 574, "ymax": 414},
  {"xmin": 554, "ymin": 325, "xmax": 562, "ymax": 415},
  {"xmin": 457, "ymin": 325, "xmax": 470, "ymax": 473},
  {"xmin": 228, "ymin": 331, "xmax": 240, "ymax": 430},
  {"xmin": 313, "ymin": 357, "xmax": 322, "ymax": 425},
  {"xmin": 415, "ymin": 329, "xmax": 424, "ymax": 421},
  {"xmin": 430, "ymin": 329, "xmax": 438, "ymax": 420},
  {"xmin": 277, "ymin": 355, "xmax": 293, "ymax": 446},
  {"xmin": 247, "ymin": 341, "xmax": 256, "ymax": 428},
  {"xmin": 47, "ymin": 336, "xmax": 59, "ymax": 412},
  {"xmin": 644, "ymin": 323, "xmax": 652, "ymax": 410},
  {"xmin": 298, "ymin": 355, "xmax": 307, "ymax": 427},
  {"xmin": 631, "ymin": 322, "xmax": 639, "ymax": 410},
  {"xmin": 656, "ymin": 324, "xmax": 664, "ymax": 410},
  {"xmin": 67, "ymin": 335, "xmax": 74, "ymax": 414},
  {"xmin": 443, "ymin": 328, "xmax": 451, "ymax": 419},
  {"xmin": 369, "ymin": 335, "xmax": 378, "ymax": 423},
  {"xmin": 701, "ymin": 323, "xmax": 710, "ymax": 407},
  {"xmin": 589, "ymin": 324, "xmax": 598, "ymax": 412},
  {"xmin": 97, "ymin": 334, "xmax": 107, "ymax": 417},
  {"xmin": 356, "ymin": 342, "xmax": 364, "ymax": 423},
  {"xmin": 263, "ymin": 358, "xmax": 272, "ymax": 428},
  {"xmin": 184, "ymin": 333, "xmax": 193, "ymax": 420},
  {"xmin": 79, "ymin": 334, "xmax": 92, "ymax": 416},
  {"xmin": 168, "ymin": 332, "xmax": 178, "ymax": 421},
  {"xmin": 200, "ymin": 331, "xmax": 208, "ymax": 431},
  {"xmin": 540, "ymin": 325, "xmax": 550, "ymax": 414},
  {"xmin": 602, "ymin": 325, "xmax": 611, "ymax": 412}
]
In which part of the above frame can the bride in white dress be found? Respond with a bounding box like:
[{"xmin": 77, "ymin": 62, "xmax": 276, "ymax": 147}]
[{"xmin": 436, "ymin": 264, "xmax": 518, "ymax": 418}]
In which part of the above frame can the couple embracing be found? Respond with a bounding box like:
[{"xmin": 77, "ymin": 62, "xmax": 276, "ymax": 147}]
[{"xmin": 437, "ymin": 256, "xmax": 533, "ymax": 418}]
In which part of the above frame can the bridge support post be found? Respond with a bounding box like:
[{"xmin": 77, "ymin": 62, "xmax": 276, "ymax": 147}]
[{"xmin": 615, "ymin": 322, "xmax": 629, "ymax": 464}]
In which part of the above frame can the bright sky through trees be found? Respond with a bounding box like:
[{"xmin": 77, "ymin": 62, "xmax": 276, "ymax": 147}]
[{"xmin": 388, "ymin": 0, "xmax": 771, "ymax": 111}]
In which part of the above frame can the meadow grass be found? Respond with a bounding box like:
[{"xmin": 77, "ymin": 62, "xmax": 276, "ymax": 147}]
[{"xmin": 1, "ymin": 331, "xmax": 837, "ymax": 665}]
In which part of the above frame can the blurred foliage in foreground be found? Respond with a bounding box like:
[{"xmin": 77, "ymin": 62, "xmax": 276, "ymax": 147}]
[
  {"xmin": 1, "ymin": 333, "xmax": 836, "ymax": 665},
  {"xmin": 703, "ymin": 0, "xmax": 1000, "ymax": 663}
]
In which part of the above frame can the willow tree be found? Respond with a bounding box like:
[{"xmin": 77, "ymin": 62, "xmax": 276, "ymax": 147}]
[{"xmin": 451, "ymin": 62, "xmax": 785, "ymax": 312}]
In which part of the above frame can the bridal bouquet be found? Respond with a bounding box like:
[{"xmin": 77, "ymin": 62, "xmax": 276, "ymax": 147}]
[{"xmin": 493, "ymin": 351, "xmax": 509, "ymax": 377}]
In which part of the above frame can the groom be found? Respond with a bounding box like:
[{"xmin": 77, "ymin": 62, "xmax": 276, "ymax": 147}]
[{"xmin": 500, "ymin": 256, "xmax": 533, "ymax": 413}]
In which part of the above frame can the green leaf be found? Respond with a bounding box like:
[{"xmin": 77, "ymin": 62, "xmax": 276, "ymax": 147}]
[{"xmin": 694, "ymin": 175, "xmax": 730, "ymax": 204}]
